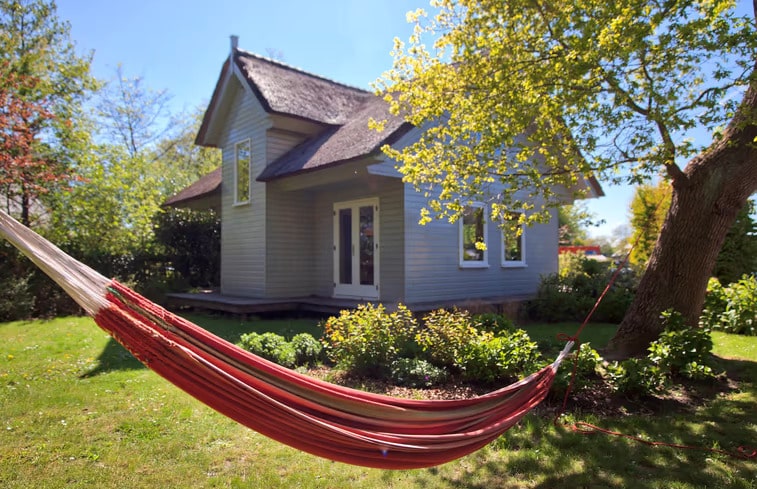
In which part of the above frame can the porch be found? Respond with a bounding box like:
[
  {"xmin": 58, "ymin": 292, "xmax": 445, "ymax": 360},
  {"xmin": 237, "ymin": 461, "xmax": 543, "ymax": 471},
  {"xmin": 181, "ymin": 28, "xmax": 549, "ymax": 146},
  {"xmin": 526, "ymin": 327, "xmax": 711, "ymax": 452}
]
[{"xmin": 164, "ymin": 291, "xmax": 533, "ymax": 318}]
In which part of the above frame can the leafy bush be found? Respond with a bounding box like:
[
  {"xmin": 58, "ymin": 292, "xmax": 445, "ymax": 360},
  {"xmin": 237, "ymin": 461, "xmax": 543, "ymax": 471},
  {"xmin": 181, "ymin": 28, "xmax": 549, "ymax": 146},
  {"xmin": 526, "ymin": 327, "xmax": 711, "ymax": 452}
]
[
  {"xmin": 321, "ymin": 304, "xmax": 418, "ymax": 375},
  {"xmin": 389, "ymin": 358, "xmax": 448, "ymax": 387},
  {"xmin": 473, "ymin": 313, "xmax": 515, "ymax": 335},
  {"xmin": 291, "ymin": 333, "xmax": 323, "ymax": 367},
  {"xmin": 416, "ymin": 308, "xmax": 484, "ymax": 368},
  {"xmin": 414, "ymin": 309, "xmax": 540, "ymax": 383},
  {"xmin": 701, "ymin": 275, "xmax": 757, "ymax": 336},
  {"xmin": 238, "ymin": 332, "xmax": 296, "ymax": 368},
  {"xmin": 551, "ymin": 343, "xmax": 602, "ymax": 397},
  {"xmin": 0, "ymin": 245, "xmax": 34, "ymax": 320},
  {"xmin": 606, "ymin": 357, "xmax": 664, "ymax": 397},
  {"xmin": 528, "ymin": 254, "xmax": 638, "ymax": 323},
  {"xmin": 461, "ymin": 330, "xmax": 541, "ymax": 383},
  {"xmin": 608, "ymin": 310, "xmax": 715, "ymax": 396},
  {"xmin": 153, "ymin": 208, "xmax": 220, "ymax": 289}
]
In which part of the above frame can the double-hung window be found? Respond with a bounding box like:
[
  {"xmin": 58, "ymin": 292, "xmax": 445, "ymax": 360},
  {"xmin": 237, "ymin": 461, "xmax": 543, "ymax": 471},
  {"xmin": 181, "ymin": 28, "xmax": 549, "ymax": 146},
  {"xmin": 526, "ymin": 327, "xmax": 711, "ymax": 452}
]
[
  {"xmin": 234, "ymin": 140, "xmax": 251, "ymax": 205},
  {"xmin": 502, "ymin": 213, "xmax": 526, "ymax": 267},
  {"xmin": 459, "ymin": 204, "xmax": 488, "ymax": 267}
]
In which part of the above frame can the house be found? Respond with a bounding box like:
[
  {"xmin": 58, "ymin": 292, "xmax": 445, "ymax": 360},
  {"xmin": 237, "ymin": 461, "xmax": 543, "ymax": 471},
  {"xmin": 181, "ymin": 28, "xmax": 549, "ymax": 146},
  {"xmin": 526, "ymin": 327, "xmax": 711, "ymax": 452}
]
[{"xmin": 165, "ymin": 36, "xmax": 603, "ymax": 314}]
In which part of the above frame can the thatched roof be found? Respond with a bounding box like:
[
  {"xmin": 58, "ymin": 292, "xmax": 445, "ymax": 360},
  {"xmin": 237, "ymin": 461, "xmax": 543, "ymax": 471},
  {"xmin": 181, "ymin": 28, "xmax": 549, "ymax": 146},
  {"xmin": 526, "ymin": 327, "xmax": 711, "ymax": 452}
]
[
  {"xmin": 259, "ymin": 95, "xmax": 410, "ymax": 181},
  {"xmin": 235, "ymin": 50, "xmax": 373, "ymax": 125}
]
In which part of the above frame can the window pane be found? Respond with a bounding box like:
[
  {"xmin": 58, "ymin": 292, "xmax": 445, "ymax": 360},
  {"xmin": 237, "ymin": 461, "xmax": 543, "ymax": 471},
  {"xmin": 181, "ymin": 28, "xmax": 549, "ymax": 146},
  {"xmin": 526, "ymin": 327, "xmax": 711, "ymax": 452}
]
[
  {"xmin": 504, "ymin": 228, "xmax": 522, "ymax": 261},
  {"xmin": 359, "ymin": 206, "xmax": 374, "ymax": 285},
  {"xmin": 504, "ymin": 214, "xmax": 523, "ymax": 262},
  {"xmin": 236, "ymin": 141, "xmax": 250, "ymax": 203},
  {"xmin": 339, "ymin": 209, "xmax": 352, "ymax": 284},
  {"xmin": 462, "ymin": 207, "xmax": 485, "ymax": 261}
]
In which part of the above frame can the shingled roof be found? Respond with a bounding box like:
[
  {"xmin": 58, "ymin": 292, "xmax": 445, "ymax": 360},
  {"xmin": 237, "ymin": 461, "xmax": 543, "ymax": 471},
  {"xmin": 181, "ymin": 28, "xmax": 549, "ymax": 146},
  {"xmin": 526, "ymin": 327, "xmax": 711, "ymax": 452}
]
[{"xmin": 163, "ymin": 167, "xmax": 221, "ymax": 208}]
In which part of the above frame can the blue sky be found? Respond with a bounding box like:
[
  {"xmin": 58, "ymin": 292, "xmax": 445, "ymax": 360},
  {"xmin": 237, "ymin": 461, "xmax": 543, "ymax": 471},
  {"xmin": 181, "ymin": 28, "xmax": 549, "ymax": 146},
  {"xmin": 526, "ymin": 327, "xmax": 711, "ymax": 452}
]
[{"xmin": 56, "ymin": 0, "xmax": 637, "ymax": 238}]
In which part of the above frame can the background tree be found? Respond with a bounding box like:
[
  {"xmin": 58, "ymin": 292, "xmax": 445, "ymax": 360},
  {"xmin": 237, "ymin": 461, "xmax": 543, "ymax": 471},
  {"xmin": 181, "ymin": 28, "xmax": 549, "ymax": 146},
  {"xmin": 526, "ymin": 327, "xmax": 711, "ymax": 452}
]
[
  {"xmin": 378, "ymin": 0, "xmax": 757, "ymax": 358},
  {"xmin": 558, "ymin": 202, "xmax": 599, "ymax": 246},
  {"xmin": 48, "ymin": 67, "xmax": 218, "ymax": 256},
  {"xmin": 628, "ymin": 181, "xmax": 672, "ymax": 267},
  {"xmin": 712, "ymin": 199, "xmax": 757, "ymax": 284},
  {"xmin": 0, "ymin": 0, "xmax": 96, "ymax": 226},
  {"xmin": 96, "ymin": 64, "xmax": 173, "ymax": 159},
  {"xmin": 0, "ymin": 63, "xmax": 57, "ymax": 226}
]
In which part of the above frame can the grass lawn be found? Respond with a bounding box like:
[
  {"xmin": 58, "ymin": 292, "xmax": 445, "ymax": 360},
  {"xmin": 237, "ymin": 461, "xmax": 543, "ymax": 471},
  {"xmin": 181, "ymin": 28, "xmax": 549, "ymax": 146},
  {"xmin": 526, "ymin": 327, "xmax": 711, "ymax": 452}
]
[{"xmin": 1, "ymin": 314, "xmax": 755, "ymax": 488}]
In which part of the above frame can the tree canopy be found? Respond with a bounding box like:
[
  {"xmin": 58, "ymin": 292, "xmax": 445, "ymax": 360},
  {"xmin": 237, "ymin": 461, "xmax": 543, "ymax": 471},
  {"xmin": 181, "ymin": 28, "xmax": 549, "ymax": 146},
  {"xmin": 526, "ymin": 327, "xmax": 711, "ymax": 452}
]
[{"xmin": 377, "ymin": 0, "xmax": 757, "ymax": 225}]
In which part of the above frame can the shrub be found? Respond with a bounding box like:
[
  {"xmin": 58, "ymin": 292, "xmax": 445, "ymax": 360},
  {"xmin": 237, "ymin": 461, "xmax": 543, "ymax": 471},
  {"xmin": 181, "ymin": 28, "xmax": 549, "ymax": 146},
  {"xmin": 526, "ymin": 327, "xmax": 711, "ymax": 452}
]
[
  {"xmin": 608, "ymin": 310, "xmax": 715, "ymax": 396},
  {"xmin": 528, "ymin": 255, "xmax": 638, "ymax": 323},
  {"xmin": 416, "ymin": 308, "xmax": 486, "ymax": 369},
  {"xmin": 291, "ymin": 333, "xmax": 323, "ymax": 367},
  {"xmin": 0, "ymin": 268, "xmax": 35, "ymax": 321},
  {"xmin": 551, "ymin": 343, "xmax": 602, "ymax": 397},
  {"xmin": 321, "ymin": 303, "xmax": 418, "ymax": 375},
  {"xmin": 700, "ymin": 275, "xmax": 757, "ymax": 336},
  {"xmin": 461, "ymin": 330, "xmax": 542, "ymax": 383},
  {"xmin": 389, "ymin": 358, "xmax": 449, "ymax": 388},
  {"xmin": 473, "ymin": 313, "xmax": 515, "ymax": 335},
  {"xmin": 238, "ymin": 332, "xmax": 296, "ymax": 368}
]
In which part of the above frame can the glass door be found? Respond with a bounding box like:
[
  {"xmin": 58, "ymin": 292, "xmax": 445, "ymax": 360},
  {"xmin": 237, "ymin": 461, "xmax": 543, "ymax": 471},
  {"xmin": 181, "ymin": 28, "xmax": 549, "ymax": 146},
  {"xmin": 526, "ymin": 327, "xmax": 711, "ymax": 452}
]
[{"xmin": 333, "ymin": 198, "xmax": 379, "ymax": 299}]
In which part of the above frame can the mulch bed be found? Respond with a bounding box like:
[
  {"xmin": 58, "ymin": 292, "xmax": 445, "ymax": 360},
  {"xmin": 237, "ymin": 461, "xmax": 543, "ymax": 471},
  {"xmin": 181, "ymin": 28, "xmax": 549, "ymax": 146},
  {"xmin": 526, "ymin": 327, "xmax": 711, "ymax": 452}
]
[{"xmin": 307, "ymin": 366, "xmax": 739, "ymax": 418}]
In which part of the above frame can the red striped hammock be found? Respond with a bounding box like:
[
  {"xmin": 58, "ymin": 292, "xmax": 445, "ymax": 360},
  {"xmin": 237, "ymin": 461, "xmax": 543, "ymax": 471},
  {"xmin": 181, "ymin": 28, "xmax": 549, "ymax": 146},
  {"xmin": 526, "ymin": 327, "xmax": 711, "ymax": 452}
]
[{"xmin": 0, "ymin": 210, "xmax": 573, "ymax": 469}]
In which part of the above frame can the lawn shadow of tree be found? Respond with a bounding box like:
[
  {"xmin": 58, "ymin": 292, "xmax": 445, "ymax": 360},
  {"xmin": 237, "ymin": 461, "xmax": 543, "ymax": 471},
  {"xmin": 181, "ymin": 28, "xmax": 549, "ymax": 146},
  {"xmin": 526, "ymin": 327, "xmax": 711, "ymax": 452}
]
[
  {"xmin": 405, "ymin": 356, "xmax": 757, "ymax": 489},
  {"xmin": 79, "ymin": 337, "xmax": 144, "ymax": 377},
  {"xmin": 79, "ymin": 312, "xmax": 320, "ymax": 377}
]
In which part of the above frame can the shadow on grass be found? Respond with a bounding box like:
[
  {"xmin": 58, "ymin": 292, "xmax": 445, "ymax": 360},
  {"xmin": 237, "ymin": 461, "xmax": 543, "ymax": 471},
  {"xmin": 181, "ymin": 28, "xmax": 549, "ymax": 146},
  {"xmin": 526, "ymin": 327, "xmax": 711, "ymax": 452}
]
[
  {"xmin": 81, "ymin": 312, "xmax": 323, "ymax": 377},
  {"xmin": 408, "ymin": 356, "xmax": 757, "ymax": 489}
]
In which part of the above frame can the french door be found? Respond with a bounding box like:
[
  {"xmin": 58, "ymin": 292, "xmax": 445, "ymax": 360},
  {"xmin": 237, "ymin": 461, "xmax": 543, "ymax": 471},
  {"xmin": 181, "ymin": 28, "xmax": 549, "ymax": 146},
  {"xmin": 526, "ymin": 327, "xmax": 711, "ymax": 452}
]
[{"xmin": 333, "ymin": 198, "xmax": 379, "ymax": 299}]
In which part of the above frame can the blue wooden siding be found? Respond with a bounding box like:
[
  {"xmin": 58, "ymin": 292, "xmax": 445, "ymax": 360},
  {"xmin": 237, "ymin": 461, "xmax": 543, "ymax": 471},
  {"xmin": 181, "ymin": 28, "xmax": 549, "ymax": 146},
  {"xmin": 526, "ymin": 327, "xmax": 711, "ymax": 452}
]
[
  {"xmin": 218, "ymin": 78, "xmax": 271, "ymax": 297},
  {"xmin": 402, "ymin": 183, "xmax": 558, "ymax": 304}
]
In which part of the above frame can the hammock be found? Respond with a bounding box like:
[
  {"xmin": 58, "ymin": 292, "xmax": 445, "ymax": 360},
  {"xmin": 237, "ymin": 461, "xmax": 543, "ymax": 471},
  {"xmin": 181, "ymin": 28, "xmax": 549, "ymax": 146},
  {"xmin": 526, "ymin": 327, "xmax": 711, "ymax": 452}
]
[{"xmin": 0, "ymin": 209, "xmax": 573, "ymax": 469}]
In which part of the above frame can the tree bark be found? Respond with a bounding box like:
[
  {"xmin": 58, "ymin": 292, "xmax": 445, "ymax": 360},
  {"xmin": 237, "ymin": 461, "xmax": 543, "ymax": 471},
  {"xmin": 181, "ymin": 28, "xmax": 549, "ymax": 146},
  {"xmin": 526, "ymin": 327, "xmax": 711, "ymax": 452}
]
[{"xmin": 604, "ymin": 78, "xmax": 757, "ymax": 359}]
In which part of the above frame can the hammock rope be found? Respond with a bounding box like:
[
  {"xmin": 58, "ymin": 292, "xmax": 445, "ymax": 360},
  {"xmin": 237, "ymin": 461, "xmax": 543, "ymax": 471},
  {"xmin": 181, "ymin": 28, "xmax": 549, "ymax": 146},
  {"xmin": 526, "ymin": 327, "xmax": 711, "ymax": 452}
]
[{"xmin": 0, "ymin": 209, "xmax": 574, "ymax": 469}]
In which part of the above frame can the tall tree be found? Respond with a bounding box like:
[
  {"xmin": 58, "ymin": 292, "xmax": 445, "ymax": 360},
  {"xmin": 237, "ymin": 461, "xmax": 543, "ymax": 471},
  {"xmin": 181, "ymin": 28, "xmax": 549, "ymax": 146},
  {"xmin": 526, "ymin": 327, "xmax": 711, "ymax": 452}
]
[
  {"xmin": 628, "ymin": 181, "xmax": 672, "ymax": 267},
  {"xmin": 96, "ymin": 65, "xmax": 173, "ymax": 159},
  {"xmin": 0, "ymin": 62, "xmax": 57, "ymax": 226},
  {"xmin": 0, "ymin": 0, "xmax": 96, "ymax": 225},
  {"xmin": 378, "ymin": 0, "xmax": 757, "ymax": 357}
]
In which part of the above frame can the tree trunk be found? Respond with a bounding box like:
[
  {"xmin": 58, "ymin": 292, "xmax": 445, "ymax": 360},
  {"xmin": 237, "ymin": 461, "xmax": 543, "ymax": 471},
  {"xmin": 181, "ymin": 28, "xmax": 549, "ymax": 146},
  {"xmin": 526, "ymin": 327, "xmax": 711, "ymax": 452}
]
[
  {"xmin": 20, "ymin": 184, "xmax": 30, "ymax": 228},
  {"xmin": 604, "ymin": 80, "xmax": 757, "ymax": 359}
]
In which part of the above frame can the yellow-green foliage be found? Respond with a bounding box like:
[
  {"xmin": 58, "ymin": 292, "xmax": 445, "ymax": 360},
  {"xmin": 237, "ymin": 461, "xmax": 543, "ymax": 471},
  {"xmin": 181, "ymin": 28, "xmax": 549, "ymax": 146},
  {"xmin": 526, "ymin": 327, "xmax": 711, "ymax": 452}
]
[
  {"xmin": 629, "ymin": 181, "xmax": 672, "ymax": 267},
  {"xmin": 375, "ymin": 0, "xmax": 757, "ymax": 230}
]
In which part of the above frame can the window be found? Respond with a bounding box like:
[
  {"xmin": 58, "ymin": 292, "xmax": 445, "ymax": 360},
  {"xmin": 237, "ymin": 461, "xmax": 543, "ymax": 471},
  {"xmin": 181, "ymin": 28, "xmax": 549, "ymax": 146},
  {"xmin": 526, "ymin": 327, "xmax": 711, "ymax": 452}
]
[
  {"xmin": 459, "ymin": 204, "xmax": 488, "ymax": 267},
  {"xmin": 234, "ymin": 140, "xmax": 251, "ymax": 205},
  {"xmin": 502, "ymin": 214, "xmax": 526, "ymax": 267}
]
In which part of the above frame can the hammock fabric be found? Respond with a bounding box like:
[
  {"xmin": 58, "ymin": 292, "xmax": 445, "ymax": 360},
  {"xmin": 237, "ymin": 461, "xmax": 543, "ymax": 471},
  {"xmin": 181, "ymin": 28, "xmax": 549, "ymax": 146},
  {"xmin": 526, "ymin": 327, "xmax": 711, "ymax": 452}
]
[{"xmin": 0, "ymin": 209, "xmax": 573, "ymax": 469}]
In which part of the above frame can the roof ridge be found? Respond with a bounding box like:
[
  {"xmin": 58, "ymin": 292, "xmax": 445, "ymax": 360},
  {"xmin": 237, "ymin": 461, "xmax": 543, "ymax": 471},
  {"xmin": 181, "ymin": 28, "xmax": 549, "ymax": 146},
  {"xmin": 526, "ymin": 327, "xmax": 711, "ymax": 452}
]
[{"xmin": 235, "ymin": 48, "xmax": 371, "ymax": 95}]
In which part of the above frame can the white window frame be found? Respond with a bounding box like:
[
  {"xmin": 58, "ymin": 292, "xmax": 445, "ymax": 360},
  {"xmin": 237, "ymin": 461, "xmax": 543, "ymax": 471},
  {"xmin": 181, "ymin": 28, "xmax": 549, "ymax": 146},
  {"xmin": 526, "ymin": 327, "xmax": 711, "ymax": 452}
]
[
  {"xmin": 502, "ymin": 214, "xmax": 527, "ymax": 268},
  {"xmin": 459, "ymin": 203, "xmax": 489, "ymax": 268},
  {"xmin": 233, "ymin": 139, "xmax": 251, "ymax": 206}
]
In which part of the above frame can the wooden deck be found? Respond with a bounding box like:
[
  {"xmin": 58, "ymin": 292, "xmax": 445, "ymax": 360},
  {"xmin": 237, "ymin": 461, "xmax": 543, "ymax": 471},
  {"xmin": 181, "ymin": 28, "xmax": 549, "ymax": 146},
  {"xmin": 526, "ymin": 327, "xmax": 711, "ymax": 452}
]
[{"xmin": 164, "ymin": 291, "xmax": 533, "ymax": 317}]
